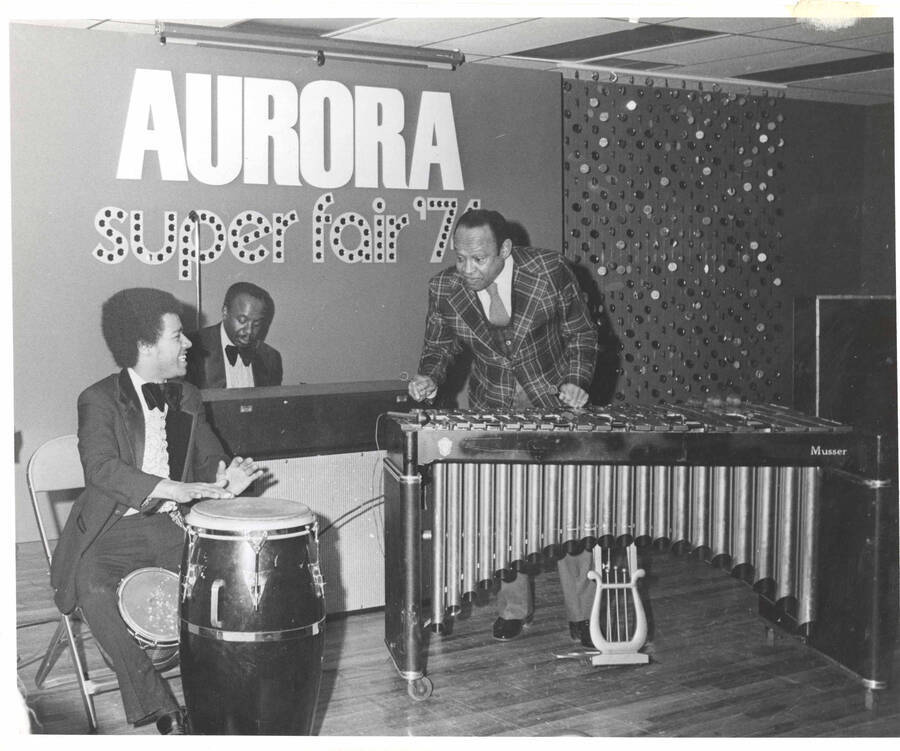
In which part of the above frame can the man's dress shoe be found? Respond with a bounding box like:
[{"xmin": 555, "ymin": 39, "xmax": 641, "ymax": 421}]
[
  {"xmin": 569, "ymin": 620, "xmax": 596, "ymax": 649},
  {"xmin": 492, "ymin": 616, "xmax": 529, "ymax": 641},
  {"xmin": 156, "ymin": 708, "xmax": 188, "ymax": 735}
]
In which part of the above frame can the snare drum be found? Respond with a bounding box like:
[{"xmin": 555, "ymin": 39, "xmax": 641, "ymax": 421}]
[
  {"xmin": 116, "ymin": 567, "xmax": 180, "ymax": 672},
  {"xmin": 179, "ymin": 497, "xmax": 325, "ymax": 735}
]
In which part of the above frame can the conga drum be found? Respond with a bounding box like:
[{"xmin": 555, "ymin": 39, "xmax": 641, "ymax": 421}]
[{"xmin": 179, "ymin": 497, "xmax": 325, "ymax": 735}]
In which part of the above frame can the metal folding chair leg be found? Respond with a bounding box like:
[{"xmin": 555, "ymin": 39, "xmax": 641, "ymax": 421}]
[
  {"xmin": 33, "ymin": 614, "xmax": 100, "ymax": 732},
  {"xmin": 35, "ymin": 618, "xmax": 70, "ymax": 687},
  {"xmin": 61, "ymin": 614, "xmax": 99, "ymax": 732}
]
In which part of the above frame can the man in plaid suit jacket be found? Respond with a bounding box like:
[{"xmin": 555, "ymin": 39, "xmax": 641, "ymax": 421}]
[{"xmin": 408, "ymin": 208, "xmax": 599, "ymax": 646}]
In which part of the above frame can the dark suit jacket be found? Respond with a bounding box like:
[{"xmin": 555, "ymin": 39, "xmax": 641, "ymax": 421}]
[
  {"xmin": 184, "ymin": 323, "xmax": 283, "ymax": 389},
  {"xmin": 50, "ymin": 370, "xmax": 228, "ymax": 614},
  {"xmin": 418, "ymin": 246, "xmax": 599, "ymax": 411}
]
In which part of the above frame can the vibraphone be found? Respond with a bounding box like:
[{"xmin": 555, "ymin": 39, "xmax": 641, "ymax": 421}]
[{"xmin": 380, "ymin": 402, "xmax": 897, "ymax": 704}]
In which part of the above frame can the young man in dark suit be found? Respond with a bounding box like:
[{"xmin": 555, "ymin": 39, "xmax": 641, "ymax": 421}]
[
  {"xmin": 50, "ymin": 287, "xmax": 263, "ymax": 734},
  {"xmin": 407, "ymin": 208, "xmax": 599, "ymax": 645},
  {"xmin": 185, "ymin": 281, "xmax": 283, "ymax": 389}
]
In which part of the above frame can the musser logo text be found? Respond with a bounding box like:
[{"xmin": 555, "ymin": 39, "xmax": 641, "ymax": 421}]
[{"xmin": 810, "ymin": 445, "xmax": 848, "ymax": 456}]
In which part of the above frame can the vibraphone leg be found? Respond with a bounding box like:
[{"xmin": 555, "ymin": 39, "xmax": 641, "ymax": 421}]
[
  {"xmin": 383, "ymin": 457, "xmax": 433, "ymax": 701},
  {"xmin": 805, "ymin": 468, "xmax": 897, "ymax": 711},
  {"xmin": 865, "ymin": 686, "xmax": 880, "ymax": 712}
]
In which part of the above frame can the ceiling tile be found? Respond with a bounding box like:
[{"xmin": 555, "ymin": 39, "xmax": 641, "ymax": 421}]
[
  {"xmin": 676, "ymin": 44, "xmax": 880, "ymax": 78},
  {"xmin": 746, "ymin": 16, "xmax": 892, "ymax": 44},
  {"xmin": 17, "ymin": 19, "xmax": 100, "ymax": 29},
  {"xmin": 514, "ymin": 23, "xmax": 720, "ymax": 60},
  {"xmin": 792, "ymin": 68, "xmax": 893, "ymax": 95},
  {"xmin": 612, "ymin": 35, "xmax": 797, "ymax": 65},
  {"xmin": 738, "ymin": 51, "xmax": 892, "ymax": 82},
  {"xmin": 470, "ymin": 56, "xmax": 562, "ymax": 71},
  {"xmin": 655, "ymin": 17, "xmax": 801, "ymax": 34},
  {"xmin": 830, "ymin": 32, "xmax": 894, "ymax": 53},
  {"xmin": 233, "ymin": 19, "xmax": 376, "ymax": 35},
  {"xmin": 92, "ymin": 21, "xmax": 157, "ymax": 34},
  {"xmin": 326, "ymin": 18, "xmax": 527, "ymax": 47},
  {"xmin": 425, "ymin": 18, "xmax": 640, "ymax": 56}
]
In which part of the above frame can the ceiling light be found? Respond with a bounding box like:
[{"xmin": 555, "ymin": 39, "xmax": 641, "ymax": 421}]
[{"xmin": 155, "ymin": 22, "xmax": 465, "ymax": 71}]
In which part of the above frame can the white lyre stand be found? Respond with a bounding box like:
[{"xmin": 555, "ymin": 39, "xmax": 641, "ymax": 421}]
[
  {"xmin": 554, "ymin": 543, "xmax": 650, "ymax": 665},
  {"xmin": 587, "ymin": 543, "xmax": 649, "ymax": 665}
]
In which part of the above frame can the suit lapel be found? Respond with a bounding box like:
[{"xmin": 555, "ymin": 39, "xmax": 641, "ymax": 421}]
[
  {"xmin": 207, "ymin": 324, "xmax": 227, "ymax": 388},
  {"xmin": 166, "ymin": 406, "xmax": 196, "ymax": 482},
  {"xmin": 116, "ymin": 370, "xmax": 145, "ymax": 469},
  {"xmin": 448, "ymin": 283, "xmax": 495, "ymax": 349},
  {"xmin": 251, "ymin": 348, "xmax": 268, "ymax": 386},
  {"xmin": 508, "ymin": 261, "xmax": 548, "ymax": 353}
]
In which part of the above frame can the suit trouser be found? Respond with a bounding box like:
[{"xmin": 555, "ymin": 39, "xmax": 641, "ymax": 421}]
[
  {"xmin": 75, "ymin": 513, "xmax": 183, "ymax": 724},
  {"xmin": 496, "ymin": 550, "xmax": 595, "ymax": 623},
  {"xmin": 493, "ymin": 385, "xmax": 596, "ymax": 624}
]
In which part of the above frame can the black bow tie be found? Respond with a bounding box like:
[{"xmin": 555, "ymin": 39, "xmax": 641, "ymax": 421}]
[
  {"xmin": 225, "ymin": 344, "xmax": 256, "ymax": 367},
  {"xmin": 141, "ymin": 381, "xmax": 182, "ymax": 412}
]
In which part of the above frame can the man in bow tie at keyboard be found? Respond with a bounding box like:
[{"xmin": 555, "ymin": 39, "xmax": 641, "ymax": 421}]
[
  {"xmin": 185, "ymin": 281, "xmax": 283, "ymax": 389},
  {"xmin": 407, "ymin": 208, "xmax": 600, "ymax": 647},
  {"xmin": 50, "ymin": 287, "xmax": 264, "ymax": 734}
]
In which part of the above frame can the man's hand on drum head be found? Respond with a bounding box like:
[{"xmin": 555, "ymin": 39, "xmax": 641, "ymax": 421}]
[
  {"xmin": 216, "ymin": 457, "xmax": 266, "ymax": 496},
  {"xmin": 152, "ymin": 478, "xmax": 235, "ymax": 504}
]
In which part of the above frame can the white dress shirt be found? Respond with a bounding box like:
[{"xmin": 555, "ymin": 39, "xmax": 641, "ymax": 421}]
[
  {"xmin": 221, "ymin": 324, "xmax": 255, "ymax": 388},
  {"xmin": 124, "ymin": 368, "xmax": 171, "ymax": 516},
  {"xmin": 476, "ymin": 254, "xmax": 514, "ymax": 321}
]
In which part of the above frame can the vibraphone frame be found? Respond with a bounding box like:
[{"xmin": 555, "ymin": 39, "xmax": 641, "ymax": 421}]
[{"xmin": 380, "ymin": 403, "xmax": 897, "ymax": 704}]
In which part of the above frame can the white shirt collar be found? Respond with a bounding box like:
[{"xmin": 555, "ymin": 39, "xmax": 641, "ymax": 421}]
[
  {"xmin": 219, "ymin": 321, "xmax": 255, "ymax": 387},
  {"xmin": 219, "ymin": 322, "xmax": 235, "ymax": 350},
  {"xmin": 127, "ymin": 368, "xmax": 162, "ymax": 412},
  {"xmin": 476, "ymin": 252, "xmax": 515, "ymax": 313},
  {"xmin": 494, "ymin": 252, "xmax": 514, "ymax": 290}
]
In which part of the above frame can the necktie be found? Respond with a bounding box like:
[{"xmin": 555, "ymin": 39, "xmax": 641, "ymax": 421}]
[
  {"xmin": 486, "ymin": 282, "xmax": 511, "ymax": 327},
  {"xmin": 141, "ymin": 381, "xmax": 182, "ymax": 412},
  {"xmin": 225, "ymin": 344, "xmax": 256, "ymax": 367}
]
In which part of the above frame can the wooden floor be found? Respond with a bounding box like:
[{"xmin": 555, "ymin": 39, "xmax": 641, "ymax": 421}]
[{"xmin": 15, "ymin": 539, "xmax": 900, "ymax": 737}]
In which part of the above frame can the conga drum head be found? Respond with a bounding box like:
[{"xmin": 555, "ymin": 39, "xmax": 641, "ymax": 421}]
[
  {"xmin": 185, "ymin": 497, "xmax": 315, "ymax": 532},
  {"xmin": 117, "ymin": 567, "xmax": 180, "ymax": 671}
]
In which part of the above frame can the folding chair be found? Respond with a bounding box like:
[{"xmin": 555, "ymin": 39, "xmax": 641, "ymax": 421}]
[{"xmin": 26, "ymin": 434, "xmax": 117, "ymax": 732}]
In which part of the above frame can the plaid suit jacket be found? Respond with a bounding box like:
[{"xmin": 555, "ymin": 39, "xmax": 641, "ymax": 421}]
[{"xmin": 418, "ymin": 246, "xmax": 599, "ymax": 410}]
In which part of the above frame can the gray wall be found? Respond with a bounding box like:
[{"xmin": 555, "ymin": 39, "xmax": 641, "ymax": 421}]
[
  {"xmin": 861, "ymin": 103, "xmax": 895, "ymax": 292},
  {"xmin": 11, "ymin": 24, "xmax": 562, "ymax": 542}
]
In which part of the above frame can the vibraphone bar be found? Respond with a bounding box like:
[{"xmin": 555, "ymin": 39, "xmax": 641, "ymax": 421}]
[{"xmin": 380, "ymin": 402, "xmax": 897, "ymax": 703}]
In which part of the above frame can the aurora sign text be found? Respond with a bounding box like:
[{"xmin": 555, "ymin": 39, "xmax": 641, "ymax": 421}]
[{"xmin": 94, "ymin": 68, "xmax": 474, "ymax": 276}]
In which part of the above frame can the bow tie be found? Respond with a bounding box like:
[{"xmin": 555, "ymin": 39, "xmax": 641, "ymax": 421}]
[
  {"xmin": 141, "ymin": 381, "xmax": 182, "ymax": 412},
  {"xmin": 225, "ymin": 343, "xmax": 256, "ymax": 367}
]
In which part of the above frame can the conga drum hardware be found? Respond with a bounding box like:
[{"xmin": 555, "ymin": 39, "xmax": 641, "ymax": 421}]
[
  {"xmin": 245, "ymin": 528, "xmax": 269, "ymax": 557},
  {"xmin": 312, "ymin": 566, "xmax": 326, "ymax": 599},
  {"xmin": 181, "ymin": 560, "xmax": 203, "ymax": 602}
]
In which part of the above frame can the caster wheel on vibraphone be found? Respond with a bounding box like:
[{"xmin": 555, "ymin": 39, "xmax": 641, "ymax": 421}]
[{"xmin": 407, "ymin": 677, "xmax": 433, "ymax": 701}]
